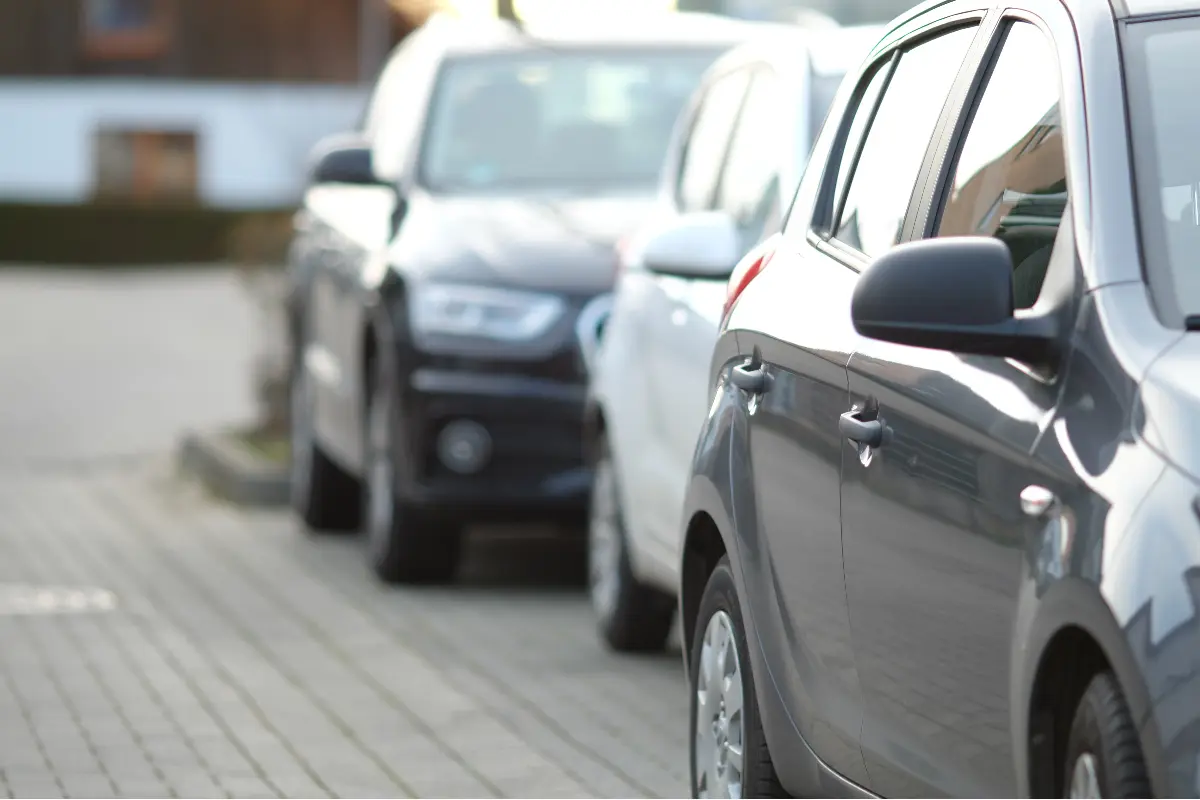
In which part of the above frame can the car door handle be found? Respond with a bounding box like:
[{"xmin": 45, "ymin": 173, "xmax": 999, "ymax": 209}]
[
  {"xmin": 839, "ymin": 410, "xmax": 890, "ymax": 448},
  {"xmin": 731, "ymin": 362, "xmax": 769, "ymax": 394}
]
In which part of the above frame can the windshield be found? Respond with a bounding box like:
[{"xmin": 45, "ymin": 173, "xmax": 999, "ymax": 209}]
[
  {"xmin": 1124, "ymin": 16, "xmax": 1200, "ymax": 323},
  {"xmin": 419, "ymin": 49, "xmax": 720, "ymax": 193}
]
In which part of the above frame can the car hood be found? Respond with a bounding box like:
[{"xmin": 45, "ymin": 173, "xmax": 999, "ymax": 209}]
[
  {"xmin": 1137, "ymin": 334, "xmax": 1200, "ymax": 482},
  {"xmin": 389, "ymin": 191, "xmax": 659, "ymax": 297}
]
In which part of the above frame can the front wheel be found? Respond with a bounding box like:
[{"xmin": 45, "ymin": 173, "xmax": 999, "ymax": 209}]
[
  {"xmin": 1063, "ymin": 671, "xmax": 1150, "ymax": 798},
  {"xmin": 362, "ymin": 356, "xmax": 462, "ymax": 585},
  {"xmin": 689, "ymin": 556, "xmax": 786, "ymax": 799}
]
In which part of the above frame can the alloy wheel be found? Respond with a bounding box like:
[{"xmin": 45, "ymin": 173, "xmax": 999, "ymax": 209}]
[
  {"xmin": 694, "ymin": 610, "xmax": 745, "ymax": 799},
  {"xmin": 364, "ymin": 381, "xmax": 394, "ymax": 555},
  {"xmin": 1069, "ymin": 753, "xmax": 1102, "ymax": 799},
  {"xmin": 588, "ymin": 455, "xmax": 621, "ymax": 620},
  {"xmin": 289, "ymin": 365, "xmax": 314, "ymax": 510}
]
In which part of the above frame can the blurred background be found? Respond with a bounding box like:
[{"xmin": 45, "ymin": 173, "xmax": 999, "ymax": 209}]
[{"xmin": 0, "ymin": 0, "xmax": 920, "ymax": 458}]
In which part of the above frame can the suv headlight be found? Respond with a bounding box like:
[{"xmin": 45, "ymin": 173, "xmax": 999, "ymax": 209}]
[{"xmin": 408, "ymin": 282, "xmax": 566, "ymax": 342}]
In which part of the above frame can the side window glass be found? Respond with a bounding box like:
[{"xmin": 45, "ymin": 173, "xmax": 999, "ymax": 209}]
[
  {"xmin": 936, "ymin": 22, "xmax": 1064, "ymax": 310},
  {"xmin": 835, "ymin": 25, "xmax": 978, "ymax": 258},
  {"xmin": 715, "ymin": 69, "xmax": 788, "ymax": 251},
  {"xmin": 827, "ymin": 62, "xmax": 890, "ymax": 228},
  {"xmin": 677, "ymin": 70, "xmax": 751, "ymax": 213}
]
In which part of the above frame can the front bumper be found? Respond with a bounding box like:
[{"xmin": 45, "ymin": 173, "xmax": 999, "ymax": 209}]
[{"xmin": 393, "ymin": 360, "xmax": 590, "ymax": 524}]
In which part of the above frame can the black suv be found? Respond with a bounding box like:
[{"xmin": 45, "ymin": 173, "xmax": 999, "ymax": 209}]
[{"xmin": 286, "ymin": 11, "xmax": 756, "ymax": 584}]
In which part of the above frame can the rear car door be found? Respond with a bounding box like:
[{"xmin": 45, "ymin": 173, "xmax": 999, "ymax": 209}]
[
  {"xmin": 647, "ymin": 65, "xmax": 793, "ymax": 559},
  {"xmin": 724, "ymin": 20, "xmax": 982, "ymax": 785},
  {"xmin": 623, "ymin": 67, "xmax": 752, "ymax": 553},
  {"xmin": 838, "ymin": 15, "xmax": 1074, "ymax": 797}
]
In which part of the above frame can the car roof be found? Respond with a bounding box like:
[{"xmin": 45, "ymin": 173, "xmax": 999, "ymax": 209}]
[
  {"xmin": 420, "ymin": 10, "xmax": 788, "ymax": 57},
  {"xmin": 1110, "ymin": 0, "xmax": 1200, "ymax": 18},
  {"xmin": 708, "ymin": 23, "xmax": 887, "ymax": 79}
]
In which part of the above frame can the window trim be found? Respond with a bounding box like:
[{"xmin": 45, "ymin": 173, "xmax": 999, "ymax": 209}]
[
  {"xmin": 924, "ymin": 12, "xmax": 1068, "ymax": 241},
  {"xmin": 821, "ymin": 16, "xmax": 991, "ymax": 263}
]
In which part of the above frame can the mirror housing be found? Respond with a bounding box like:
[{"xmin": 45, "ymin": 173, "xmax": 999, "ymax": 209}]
[
  {"xmin": 308, "ymin": 134, "xmax": 382, "ymax": 186},
  {"xmin": 851, "ymin": 236, "xmax": 1059, "ymax": 365},
  {"xmin": 640, "ymin": 211, "xmax": 742, "ymax": 279}
]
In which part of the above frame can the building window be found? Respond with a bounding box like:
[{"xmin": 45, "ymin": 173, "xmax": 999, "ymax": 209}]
[
  {"xmin": 94, "ymin": 129, "xmax": 198, "ymax": 203},
  {"xmin": 81, "ymin": 0, "xmax": 171, "ymax": 60}
]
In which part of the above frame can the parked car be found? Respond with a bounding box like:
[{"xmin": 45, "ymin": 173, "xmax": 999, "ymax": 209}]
[
  {"xmin": 678, "ymin": 0, "xmax": 1200, "ymax": 796},
  {"xmin": 581, "ymin": 24, "xmax": 882, "ymax": 652},
  {"xmin": 285, "ymin": 11, "xmax": 766, "ymax": 585}
]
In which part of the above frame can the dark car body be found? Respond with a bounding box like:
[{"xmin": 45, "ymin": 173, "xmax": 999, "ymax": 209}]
[
  {"xmin": 677, "ymin": 0, "xmax": 1200, "ymax": 796},
  {"xmin": 287, "ymin": 13, "xmax": 762, "ymax": 541}
]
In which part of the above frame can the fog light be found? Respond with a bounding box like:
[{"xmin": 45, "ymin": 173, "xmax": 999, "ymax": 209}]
[{"xmin": 436, "ymin": 420, "xmax": 492, "ymax": 475}]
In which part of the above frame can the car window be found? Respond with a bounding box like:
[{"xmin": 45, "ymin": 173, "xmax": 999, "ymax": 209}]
[
  {"xmin": 936, "ymin": 22, "xmax": 1065, "ymax": 310},
  {"xmin": 807, "ymin": 59, "xmax": 891, "ymax": 236},
  {"xmin": 834, "ymin": 25, "xmax": 978, "ymax": 258},
  {"xmin": 420, "ymin": 49, "xmax": 720, "ymax": 193},
  {"xmin": 1122, "ymin": 15, "xmax": 1200, "ymax": 322},
  {"xmin": 677, "ymin": 69, "xmax": 752, "ymax": 212},
  {"xmin": 715, "ymin": 68, "xmax": 789, "ymax": 252}
]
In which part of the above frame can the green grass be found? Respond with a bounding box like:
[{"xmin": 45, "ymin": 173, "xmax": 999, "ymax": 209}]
[{"xmin": 231, "ymin": 427, "xmax": 291, "ymax": 467}]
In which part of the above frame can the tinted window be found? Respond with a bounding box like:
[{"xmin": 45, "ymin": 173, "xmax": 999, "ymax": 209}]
[
  {"xmin": 1124, "ymin": 15, "xmax": 1200, "ymax": 320},
  {"xmin": 677, "ymin": 70, "xmax": 753, "ymax": 212},
  {"xmin": 716, "ymin": 69, "xmax": 788, "ymax": 250},
  {"xmin": 835, "ymin": 26, "xmax": 977, "ymax": 258},
  {"xmin": 937, "ymin": 22, "xmax": 1064, "ymax": 309},
  {"xmin": 420, "ymin": 49, "xmax": 719, "ymax": 192}
]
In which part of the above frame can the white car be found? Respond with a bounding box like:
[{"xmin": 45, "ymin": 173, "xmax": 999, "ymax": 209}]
[{"xmin": 581, "ymin": 24, "xmax": 883, "ymax": 652}]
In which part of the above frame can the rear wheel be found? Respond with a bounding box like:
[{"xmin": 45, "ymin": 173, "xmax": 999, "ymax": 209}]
[
  {"xmin": 363, "ymin": 355, "xmax": 462, "ymax": 585},
  {"xmin": 588, "ymin": 433, "xmax": 675, "ymax": 652},
  {"xmin": 689, "ymin": 557, "xmax": 786, "ymax": 799},
  {"xmin": 1063, "ymin": 671, "xmax": 1150, "ymax": 798},
  {"xmin": 290, "ymin": 355, "xmax": 360, "ymax": 532}
]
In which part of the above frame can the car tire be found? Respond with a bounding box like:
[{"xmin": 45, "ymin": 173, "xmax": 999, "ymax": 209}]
[
  {"xmin": 362, "ymin": 354, "xmax": 462, "ymax": 585},
  {"xmin": 1063, "ymin": 671, "xmax": 1150, "ymax": 798},
  {"xmin": 689, "ymin": 556, "xmax": 785, "ymax": 799},
  {"xmin": 290, "ymin": 355, "xmax": 361, "ymax": 532},
  {"xmin": 588, "ymin": 433, "xmax": 675, "ymax": 652}
]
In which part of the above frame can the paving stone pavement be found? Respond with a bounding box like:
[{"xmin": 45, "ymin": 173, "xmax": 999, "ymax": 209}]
[{"xmin": 0, "ymin": 268, "xmax": 689, "ymax": 798}]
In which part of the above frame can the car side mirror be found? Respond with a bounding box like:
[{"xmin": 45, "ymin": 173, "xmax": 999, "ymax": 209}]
[
  {"xmin": 640, "ymin": 211, "xmax": 742, "ymax": 279},
  {"xmin": 308, "ymin": 133, "xmax": 383, "ymax": 187},
  {"xmin": 851, "ymin": 236, "xmax": 1059, "ymax": 365}
]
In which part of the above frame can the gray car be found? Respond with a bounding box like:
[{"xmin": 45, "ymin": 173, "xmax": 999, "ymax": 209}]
[{"xmin": 677, "ymin": 0, "xmax": 1200, "ymax": 796}]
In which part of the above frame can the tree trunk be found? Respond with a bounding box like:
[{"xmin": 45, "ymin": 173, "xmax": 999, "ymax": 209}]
[{"xmin": 496, "ymin": 0, "xmax": 519, "ymax": 22}]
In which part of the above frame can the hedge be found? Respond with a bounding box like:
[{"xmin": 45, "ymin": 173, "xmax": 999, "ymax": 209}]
[{"xmin": 0, "ymin": 202, "xmax": 297, "ymax": 267}]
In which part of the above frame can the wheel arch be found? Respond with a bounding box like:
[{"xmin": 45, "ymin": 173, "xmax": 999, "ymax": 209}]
[
  {"xmin": 680, "ymin": 509, "xmax": 729, "ymax": 673},
  {"xmin": 1015, "ymin": 577, "xmax": 1166, "ymax": 797}
]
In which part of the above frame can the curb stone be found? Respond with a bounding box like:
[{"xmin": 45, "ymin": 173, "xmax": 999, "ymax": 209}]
[{"xmin": 177, "ymin": 429, "xmax": 290, "ymax": 507}]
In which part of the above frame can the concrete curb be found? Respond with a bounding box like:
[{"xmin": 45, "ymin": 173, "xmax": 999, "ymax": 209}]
[{"xmin": 177, "ymin": 430, "xmax": 291, "ymax": 508}]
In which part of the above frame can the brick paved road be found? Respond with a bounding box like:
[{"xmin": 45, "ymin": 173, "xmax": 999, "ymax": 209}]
[{"xmin": 0, "ymin": 268, "xmax": 688, "ymax": 799}]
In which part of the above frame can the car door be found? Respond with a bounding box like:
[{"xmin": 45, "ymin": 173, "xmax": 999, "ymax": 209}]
[
  {"xmin": 620, "ymin": 66, "xmax": 753, "ymax": 561},
  {"xmin": 838, "ymin": 16, "xmax": 1073, "ymax": 797},
  {"xmin": 728, "ymin": 18, "xmax": 986, "ymax": 787},
  {"xmin": 645, "ymin": 65, "xmax": 793, "ymax": 565}
]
